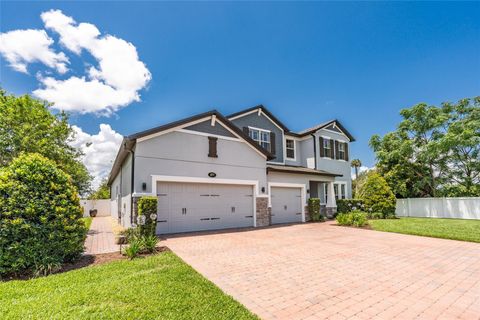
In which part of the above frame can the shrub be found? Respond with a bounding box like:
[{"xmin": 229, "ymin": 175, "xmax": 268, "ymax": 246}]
[
  {"xmin": 336, "ymin": 212, "xmax": 368, "ymax": 227},
  {"xmin": 123, "ymin": 239, "xmax": 142, "ymax": 260},
  {"xmin": 358, "ymin": 172, "xmax": 396, "ymax": 217},
  {"xmin": 367, "ymin": 211, "xmax": 384, "ymax": 220},
  {"xmin": 142, "ymin": 235, "xmax": 158, "ymax": 253},
  {"xmin": 308, "ymin": 198, "xmax": 324, "ymax": 221},
  {"xmin": 0, "ymin": 153, "xmax": 86, "ymax": 277},
  {"xmin": 122, "ymin": 227, "xmax": 141, "ymax": 243},
  {"xmin": 336, "ymin": 199, "xmax": 365, "ymax": 213},
  {"xmin": 137, "ymin": 196, "xmax": 158, "ymax": 237}
]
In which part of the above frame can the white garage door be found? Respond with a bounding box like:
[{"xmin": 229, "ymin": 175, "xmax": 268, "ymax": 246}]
[
  {"xmin": 271, "ymin": 187, "xmax": 303, "ymax": 224},
  {"xmin": 156, "ymin": 182, "xmax": 254, "ymax": 234}
]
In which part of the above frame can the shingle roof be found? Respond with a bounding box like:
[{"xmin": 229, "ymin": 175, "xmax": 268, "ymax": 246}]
[{"xmin": 266, "ymin": 164, "xmax": 342, "ymax": 177}]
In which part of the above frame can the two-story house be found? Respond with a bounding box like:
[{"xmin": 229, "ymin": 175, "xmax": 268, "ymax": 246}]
[{"xmin": 108, "ymin": 105, "xmax": 355, "ymax": 234}]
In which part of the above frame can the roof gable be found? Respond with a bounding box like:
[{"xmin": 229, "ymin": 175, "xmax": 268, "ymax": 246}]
[{"xmin": 227, "ymin": 105, "xmax": 289, "ymax": 132}]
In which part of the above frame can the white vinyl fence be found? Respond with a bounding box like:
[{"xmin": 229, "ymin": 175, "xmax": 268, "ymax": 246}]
[
  {"xmin": 396, "ymin": 197, "xmax": 480, "ymax": 220},
  {"xmin": 80, "ymin": 199, "xmax": 111, "ymax": 218}
]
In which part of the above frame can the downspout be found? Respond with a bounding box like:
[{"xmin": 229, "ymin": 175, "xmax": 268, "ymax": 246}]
[
  {"xmin": 125, "ymin": 141, "xmax": 135, "ymax": 225},
  {"xmin": 311, "ymin": 134, "xmax": 317, "ymax": 170}
]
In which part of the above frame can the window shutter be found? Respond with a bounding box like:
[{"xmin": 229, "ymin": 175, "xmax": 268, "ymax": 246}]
[
  {"xmin": 243, "ymin": 127, "xmax": 249, "ymax": 136},
  {"xmin": 335, "ymin": 140, "xmax": 339, "ymax": 160},
  {"xmin": 208, "ymin": 137, "xmax": 218, "ymax": 158},
  {"xmin": 270, "ymin": 132, "xmax": 276, "ymax": 155},
  {"xmin": 330, "ymin": 139, "xmax": 334, "ymax": 159},
  {"xmin": 319, "ymin": 137, "xmax": 324, "ymax": 157},
  {"xmin": 344, "ymin": 142, "xmax": 349, "ymax": 161}
]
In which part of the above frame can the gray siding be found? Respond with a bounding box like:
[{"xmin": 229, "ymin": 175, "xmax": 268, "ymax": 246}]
[
  {"xmin": 230, "ymin": 112, "xmax": 284, "ymax": 163},
  {"xmin": 184, "ymin": 120, "xmax": 235, "ymax": 138},
  {"xmin": 314, "ymin": 128, "xmax": 352, "ymax": 198},
  {"xmin": 109, "ymin": 152, "xmax": 132, "ymax": 227},
  {"xmin": 134, "ymin": 131, "xmax": 268, "ymax": 195}
]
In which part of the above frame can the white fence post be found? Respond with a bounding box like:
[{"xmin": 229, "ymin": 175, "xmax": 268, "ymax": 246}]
[{"xmin": 395, "ymin": 197, "xmax": 480, "ymax": 220}]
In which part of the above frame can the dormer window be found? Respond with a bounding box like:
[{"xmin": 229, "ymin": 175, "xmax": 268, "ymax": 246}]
[
  {"xmin": 286, "ymin": 139, "xmax": 295, "ymax": 159},
  {"xmin": 249, "ymin": 127, "xmax": 271, "ymax": 151}
]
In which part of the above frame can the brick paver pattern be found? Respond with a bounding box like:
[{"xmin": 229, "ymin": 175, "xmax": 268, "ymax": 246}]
[
  {"xmin": 84, "ymin": 217, "xmax": 120, "ymax": 255},
  {"xmin": 164, "ymin": 221, "xmax": 480, "ymax": 320}
]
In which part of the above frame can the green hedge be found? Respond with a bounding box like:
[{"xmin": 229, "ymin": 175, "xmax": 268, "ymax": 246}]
[
  {"xmin": 336, "ymin": 212, "xmax": 368, "ymax": 227},
  {"xmin": 358, "ymin": 173, "xmax": 396, "ymax": 218},
  {"xmin": 337, "ymin": 199, "xmax": 365, "ymax": 213},
  {"xmin": 137, "ymin": 196, "xmax": 157, "ymax": 237},
  {"xmin": 308, "ymin": 198, "xmax": 324, "ymax": 222},
  {"xmin": 0, "ymin": 153, "xmax": 86, "ymax": 277}
]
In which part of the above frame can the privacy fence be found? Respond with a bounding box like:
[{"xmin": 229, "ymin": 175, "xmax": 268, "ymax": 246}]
[
  {"xmin": 396, "ymin": 197, "xmax": 480, "ymax": 220},
  {"xmin": 80, "ymin": 199, "xmax": 111, "ymax": 218}
]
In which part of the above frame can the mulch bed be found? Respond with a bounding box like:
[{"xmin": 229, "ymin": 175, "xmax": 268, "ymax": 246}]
[{"xmin": 1, "ymin": 246, "xmax": 170, "ymax": 282}]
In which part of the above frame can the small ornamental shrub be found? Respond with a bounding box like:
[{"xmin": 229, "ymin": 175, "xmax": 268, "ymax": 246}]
[
  {"xmin": 123, "ymin": 239, "xmax": 142, "ymax": 260},
  {"xmin": 142, "ymin": 235, "xmax": 158, "ymax": 253},
  {"xmin": 336, "ymin": 212, "xmax": 368, "ymax": 227},
  {"xmin": 358, "ymin": 172, "xmax": 396, "ymax": 217},
  {"xmin": 137, "ymin": 196, "xmax": 158, "ymax": 237},
  {"xmin": 367, "ymin": 211, "xmax": 384, "ymax": 220},
  {"xmin": 308, "ymin": 198, "xmax": 324, "ymax": 221},
  {"xmin": 336, "ymin": 199, "xmax": 365, "ymax": 213},
  {"xmin": 0, "ymin": 153, "xmax": 86, "ymax": 277}
]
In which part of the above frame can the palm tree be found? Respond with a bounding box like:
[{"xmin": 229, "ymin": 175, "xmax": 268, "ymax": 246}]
[{"xmin": 351, "ymin": 159, "xmax": 362, "ymax": 196}]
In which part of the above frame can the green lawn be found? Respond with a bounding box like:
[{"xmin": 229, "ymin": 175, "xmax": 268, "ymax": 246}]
[
  {"xmin": 369, "ymin": 217, "xmax": 480, "ymax": 243},
  {"xmin": 81, "ymin": 217, "xmax": 92, "ymax": 230},
  {"xmin": 0, "ymin": 252, "xmax": 258, "ymax": 320}
]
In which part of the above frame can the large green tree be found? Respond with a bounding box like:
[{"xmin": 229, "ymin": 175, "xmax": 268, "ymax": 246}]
[
  {"xmin": 88, "ymin": 178, "xmax": 110, "ymax": 200},
  {"xmin": 0, "ymin": 89, "xmax": 91, "ymax": 194},
  {"xmin": 370, "ymin": 97, "xmax": 479, "ymax": 198}
]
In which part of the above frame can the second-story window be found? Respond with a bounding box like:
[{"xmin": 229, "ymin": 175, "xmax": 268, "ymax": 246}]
[
  {"xmin": 338, "ymin": 143, "xmax": 345, "ymax": 160},
  {"xmin": 249, "ymin": 128, "xmax": 271, "ymax": 150},
  {"xmin": 286, "ymin": 139, "xmax": 295, "ymax": 159},
  {"xmin": 323, "ymin": 138, "xmax": 332, "ymax": 158}
]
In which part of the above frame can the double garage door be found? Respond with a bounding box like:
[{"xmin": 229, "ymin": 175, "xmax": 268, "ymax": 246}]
[
  {"xmin": 156, "ymin": 182, "xmax": 254, "ymax": 234},
  {"xmin": 270, "ymin": 187, "xmax": 303, "ymax": 224}
]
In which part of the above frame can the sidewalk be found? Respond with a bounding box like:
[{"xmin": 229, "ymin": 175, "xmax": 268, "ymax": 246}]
[{"xmin": 84, "ymin": 216, "xmax": 121, "ymax": 255}]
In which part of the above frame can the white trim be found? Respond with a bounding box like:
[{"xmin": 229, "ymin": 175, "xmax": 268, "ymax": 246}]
[
  {"xmin": 268, "ymin": 182, "xmax": 306, "ymax": 223},
  {"xmin": 228, "ymin": 109, "xmax": 258, "ymax": 121},
  {"xmin": 137, "ymin": 116, "xmax": 211, "ymax": 142},
  {"xmin": 319, "ymin": 127, "xmax": 351, "ymax": 142},
  {"xmin": 285, "ymin": 138, "xmax": 296, "ymax": 161},
  {"xmin": 210, "ymin": 115, "xmax": 216, "ymax": 126},
  {"xmin": 151, "ymin": 175, "xmax": 260, "ymax": 227},
  {"xmin": 248, "ymin": 125, "xmax": 271, "ymax": 133},
  {"xmin": 175, "ymin": 129, "xmax": 241, "ymax": 142}
]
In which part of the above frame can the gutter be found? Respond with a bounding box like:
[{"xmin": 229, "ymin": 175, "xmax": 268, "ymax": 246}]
[
  {"xmin": 311, "ymin": 134, "xmax": 317, "ymax": 170},
  {"xmin": 125, "ymin": 141, "xmax": 135, "ymax": 225}
]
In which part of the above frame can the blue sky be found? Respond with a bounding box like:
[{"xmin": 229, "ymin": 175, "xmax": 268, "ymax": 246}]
[{"xmin": 1, "ymin": 1, "xmax": 479, "ymax": 181}]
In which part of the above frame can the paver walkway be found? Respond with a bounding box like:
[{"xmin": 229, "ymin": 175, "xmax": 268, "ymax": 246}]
[
  {"xmin": 84, "ymin": 217, "xmax": 120, "ymax": 254},
  {"xmin": 164, "ymin": 221, "xmax": 480, "ymax": 320}
]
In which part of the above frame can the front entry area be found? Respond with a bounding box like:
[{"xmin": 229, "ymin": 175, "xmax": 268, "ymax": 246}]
[
  {"xmin": 270, "ymin": 186, "xmax": 303, "ymax": 224},
  {"xmin": 156, "ymin": 182, "xmax": 254, "ymax": 234}
]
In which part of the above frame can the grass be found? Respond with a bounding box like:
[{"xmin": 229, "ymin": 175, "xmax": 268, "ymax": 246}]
[
  {"xmin": 0, "ymin": 252, "xmax": 257, "ymax": 320},
  {"xmin": 369, "ymin": 217, "xmax": 480, "ymax": 243},
  {"xmin": 81, "ymin": 217, "xmax": 92, "ymax": 230}
]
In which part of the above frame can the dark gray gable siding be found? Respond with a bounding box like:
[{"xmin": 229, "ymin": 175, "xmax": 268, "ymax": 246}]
[
  {"xmin": 184, "ymin": 120, "xmax": 235, "ymax": 138},
  {"xmin": 325, "ymin": 123, "xmax": 343, "ymax": 134},
  {"xmin": 230, "ymin": 112, "xmax": 284, "ymax": 163}
]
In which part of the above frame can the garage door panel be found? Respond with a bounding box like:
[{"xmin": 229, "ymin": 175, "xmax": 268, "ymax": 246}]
[
  {"xmin": 156, "ymin": 182, "xmax": 254, "ymax": 234},
  {"xmin": 271, "ymin": 187, "xmax": 303, "ymax": 225}
]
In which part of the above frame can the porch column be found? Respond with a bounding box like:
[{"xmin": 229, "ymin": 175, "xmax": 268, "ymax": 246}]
[{"xmin": 326, "ymin": 181, "xmax": 337, "ymax": 218}]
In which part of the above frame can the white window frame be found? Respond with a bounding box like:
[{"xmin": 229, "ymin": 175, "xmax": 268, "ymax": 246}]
[
  {"xmin": 338, "ymin": 142, "xmax": 345, "ymax": 161},
  {"xmin": 285, "ymin": 138, "xmax": 296, "ymax": 160},
  {"xmin": 248, "ymin": 127, "xmax": 271, "ymax": 151},
  {"xmin": 323, "ymin": 138, "xmax": 333, "ymax": 158},
  {"xmin": 324, "ymin": 182, "xmax": 347, "ymax": 202}
]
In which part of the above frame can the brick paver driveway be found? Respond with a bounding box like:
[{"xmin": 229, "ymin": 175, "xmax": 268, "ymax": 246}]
[{"xmin": 164, "ymin": 222, "xmax": 480, "ymax": 320}]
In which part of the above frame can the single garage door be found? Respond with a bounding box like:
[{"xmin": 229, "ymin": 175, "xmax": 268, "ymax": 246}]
[
  {"xmin": 271, "ymin": 187, "xmax": 303, "ymax": 224},
  {"xmin": 156, "ymin": 182, "xmax": 254, "ymax": 234}
]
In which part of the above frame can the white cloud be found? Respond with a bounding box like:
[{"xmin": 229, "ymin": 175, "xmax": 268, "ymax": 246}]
[
  {"xmin": 0, "ymin": 29, "xmax": 69, "ymax": 73},
  {"xmin": 1, "ymin": 9, "xmax": 151, "ymax": 115},
  {"xmin": 38, "ymin": 9, "xmax": 151, "ymax": 114},
  {"xmin": 70, "ymin": 124, "xmax": 123, "ymax": 189}
]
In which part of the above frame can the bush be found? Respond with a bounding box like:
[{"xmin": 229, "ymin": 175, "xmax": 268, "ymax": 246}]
[
  {"xmin": 137, "ymin": 196, "xmax": 157, "ymax": 237},
  {"xmin": 358, "ymin": 172, "xmax": 396, "ymax": 217},
  {"xmin": 336, "ymin": 212, "xmax": 368, "ymax": 227},
  {"xmin": 367, "ymin": 211, "xmax": 384, "ymax": 220},
  {"xmin": 142, "ymin": 235, "xmax": 158, "ymax": 253},
  {"xmin": 123, "ymin": 239, "xmax": 142, "ymax": 260},
  {"xmin": 337, "ymin": 199, "xmax": 365, "ymax": 213},
  {"xmin": 308, "ymin": 198, "xmax": 324, "ymax": 222},
  {"xmin": 0, "ymin": 153, "xmax": 86, "ymax": 277}
]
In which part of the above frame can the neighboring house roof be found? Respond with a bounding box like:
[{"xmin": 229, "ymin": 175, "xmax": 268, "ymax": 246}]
[
  {"xmin": 295, "ymin": 119, "xmax": 356, "ymax": 141},
  {"xmin": 266, "ymin": 164, "xmax": 342, "ymax": 177},
  {"xmin": 107, "ymin": 110, "xmax": 274, "ymax": 186},
  {"xmin": 227, "ymin": 104, "xmax": 290, "ymax": 132}
]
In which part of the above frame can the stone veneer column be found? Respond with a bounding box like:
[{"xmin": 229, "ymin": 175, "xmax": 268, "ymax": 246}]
[
  {"xmin": 304, "ymin": 205, "xmax": 310, "ymax": 222},
  {"xmin": 256, "ymin": 197, "xmax": 271, "ymax": 227}
]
